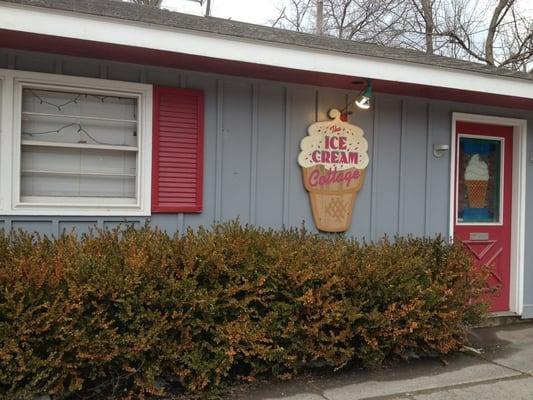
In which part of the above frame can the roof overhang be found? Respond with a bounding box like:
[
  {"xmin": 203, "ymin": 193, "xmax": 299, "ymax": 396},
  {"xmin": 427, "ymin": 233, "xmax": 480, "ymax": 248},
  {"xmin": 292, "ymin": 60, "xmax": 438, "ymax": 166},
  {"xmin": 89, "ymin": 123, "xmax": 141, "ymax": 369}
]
[{"xmin": 1, "ymin": 1, "xmax": 532, "ymax": 110}]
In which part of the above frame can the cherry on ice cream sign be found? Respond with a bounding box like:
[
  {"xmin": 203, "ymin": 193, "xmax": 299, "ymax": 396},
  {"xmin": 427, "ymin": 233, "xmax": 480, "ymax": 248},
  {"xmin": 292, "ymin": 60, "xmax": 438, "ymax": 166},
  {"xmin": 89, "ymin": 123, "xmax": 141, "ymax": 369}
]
[{"xmin": 298, "ymin": 109, "xmax": 369, "ymax": 232}]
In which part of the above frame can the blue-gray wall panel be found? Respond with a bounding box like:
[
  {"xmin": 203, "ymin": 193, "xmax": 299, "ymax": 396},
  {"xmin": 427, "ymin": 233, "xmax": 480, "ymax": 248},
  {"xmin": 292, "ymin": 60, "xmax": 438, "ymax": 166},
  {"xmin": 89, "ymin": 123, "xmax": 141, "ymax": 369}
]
[
  {"xmin": 62, "ymin": 59, "xmax": 102, "ymax": 79},
  {"xmin": 107, "ymin": 63, "xmax": 141, "ymax": 83},
  {"xmin": 146, "ymin": 67, "xmax": 182, "ymax": 87},
  {"xmin": 427, "ymin": 103, "xmax": 453, "ymax": 236},
  {"xmin": 14, "ymin": 52, "xmax": 56, "ymax": 73},
  {"xmin": 221, "ymin": 80, "xmax": 253, "ymax": 222},
  {"xmin": 183, "ymin": 74, "xmax": 218, "ymax": 229},
  {"xmin": 287, "ymin": 86, "xmax": 316, "ymax": 228},
  {"xmin": 317, "ymin": 88, "xmax": 346, "ymax": 122},
  {"xmin": 345, "ymin": 106, "xmax": 374, "ymax": 240},
  {"xmin": 0, "ymin": 53, "xmax": 8, "ymax": 69},
  {"xmin": 255, "ymin": 84, "xmax": 285, "ymax": 229},
  {"xmin": 59, "ymin": 221, "xmax": 98, "ymax": 236},
  {"xmin": 12, "ymin": 220, "xmax": 53, "ymax": 236},
  {"xmin": 402, "ymin": 100, "xmax": 429, "ymax": 236},
  {"xmin": 150, "ymin": 214, "xmax": 181, "ymax": 233},
  {"xmin": 103, "ymin": 220, "xmax": 141, "ymax": 230},
  {"xmin": 374, "ymin": 96, "xmax": 402, "ymax": 239}
]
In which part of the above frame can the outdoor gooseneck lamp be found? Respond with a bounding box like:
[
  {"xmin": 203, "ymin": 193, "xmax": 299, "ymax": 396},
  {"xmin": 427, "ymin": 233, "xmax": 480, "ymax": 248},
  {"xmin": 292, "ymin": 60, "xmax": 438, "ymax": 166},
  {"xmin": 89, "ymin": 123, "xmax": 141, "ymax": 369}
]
[{"xmin": 355, "ymin": 79, "xmax": 373, "ymax": 110}]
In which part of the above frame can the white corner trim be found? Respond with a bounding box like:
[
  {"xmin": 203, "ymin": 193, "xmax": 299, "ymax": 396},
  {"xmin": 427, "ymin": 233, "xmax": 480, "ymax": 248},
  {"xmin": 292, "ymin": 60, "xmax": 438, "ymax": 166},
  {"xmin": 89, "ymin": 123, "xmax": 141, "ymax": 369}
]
[
  {"xmin": 0, "ymin": 68, "xmax": 153, "ymax": 216},
  {"xmin": 449, "ymin": 112, "xmax": 527, "ymax": 315},
  {"xmin": 0, "ymin": 72, "xmax": 14, "ymax": 214},
  {"xmin": 1, "ymin": 2, "xmax": 533, "ymax": 101}
]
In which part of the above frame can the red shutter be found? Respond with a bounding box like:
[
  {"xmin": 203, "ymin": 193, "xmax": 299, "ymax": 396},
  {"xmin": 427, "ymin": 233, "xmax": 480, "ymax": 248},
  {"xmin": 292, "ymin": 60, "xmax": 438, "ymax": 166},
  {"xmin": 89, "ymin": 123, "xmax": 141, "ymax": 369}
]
[{"xmin": 152, "ymin": 86, "xmax": 204, "ymax": 213}]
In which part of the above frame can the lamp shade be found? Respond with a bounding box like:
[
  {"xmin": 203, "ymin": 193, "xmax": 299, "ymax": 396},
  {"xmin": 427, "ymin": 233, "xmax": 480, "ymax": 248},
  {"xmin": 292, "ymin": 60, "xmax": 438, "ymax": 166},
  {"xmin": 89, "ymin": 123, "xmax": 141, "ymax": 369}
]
[
  {"xmin": 354, "ymin": 80, "xmax": 372, "ymax": 110},
  {"xmin": 355, "ymin": 95, "xmax": 371, "ymax": 109}
]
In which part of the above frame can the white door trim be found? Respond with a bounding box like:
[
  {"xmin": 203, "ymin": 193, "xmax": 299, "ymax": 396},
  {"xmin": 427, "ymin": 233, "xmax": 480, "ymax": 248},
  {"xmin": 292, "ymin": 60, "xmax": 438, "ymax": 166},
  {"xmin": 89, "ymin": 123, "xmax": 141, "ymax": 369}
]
[{"xmin": 449, "ymin": 112, "xmax": 527, "ymax": 315}]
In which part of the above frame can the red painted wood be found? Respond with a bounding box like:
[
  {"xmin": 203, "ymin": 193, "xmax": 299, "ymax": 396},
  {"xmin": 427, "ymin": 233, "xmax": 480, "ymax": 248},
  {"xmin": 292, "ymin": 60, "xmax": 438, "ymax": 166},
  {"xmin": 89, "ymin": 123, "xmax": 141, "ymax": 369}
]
[
  {"xmin": 2, "ymin": 29, "xmax": 533, "ymax": 110},
  {"xmin": 152, "ymin": 86, "xmax": 204, "ymax": 213},
  {"xmin": 453, "ymin": 122, "xmax": 513, "ymax": 312}
]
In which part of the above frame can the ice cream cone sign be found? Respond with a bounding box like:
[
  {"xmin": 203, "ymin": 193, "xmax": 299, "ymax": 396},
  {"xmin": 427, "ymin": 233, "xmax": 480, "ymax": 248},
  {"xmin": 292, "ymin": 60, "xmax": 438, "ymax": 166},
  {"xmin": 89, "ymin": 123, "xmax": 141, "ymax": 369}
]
[{"xmin": 298, "ymin": 109, "xmax": 369, "ymax": 232}]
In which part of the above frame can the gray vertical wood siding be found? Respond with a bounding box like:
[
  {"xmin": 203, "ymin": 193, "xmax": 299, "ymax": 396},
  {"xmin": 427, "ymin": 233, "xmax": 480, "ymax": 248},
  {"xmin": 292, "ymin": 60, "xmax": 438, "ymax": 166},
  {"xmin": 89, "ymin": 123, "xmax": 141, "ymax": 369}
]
[{"xmin": 2, "ymin": 48, "xmax": 533, "ymax": 312}]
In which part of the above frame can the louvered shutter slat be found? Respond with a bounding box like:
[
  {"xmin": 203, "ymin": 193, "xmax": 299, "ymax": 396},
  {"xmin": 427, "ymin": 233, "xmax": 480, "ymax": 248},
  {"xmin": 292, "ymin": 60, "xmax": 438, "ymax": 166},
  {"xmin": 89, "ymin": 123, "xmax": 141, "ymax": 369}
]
[{"xmin": 152, "ymin": 87, "xmax": 204, "ymax": 213}]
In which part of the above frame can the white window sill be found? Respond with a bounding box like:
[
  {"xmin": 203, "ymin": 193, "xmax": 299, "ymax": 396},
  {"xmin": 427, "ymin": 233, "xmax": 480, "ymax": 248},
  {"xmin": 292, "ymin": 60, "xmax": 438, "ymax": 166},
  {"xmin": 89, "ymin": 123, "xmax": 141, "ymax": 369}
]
[{"xmin": 6, "ymin": 206, "xmax": 151, "ymax": 217}]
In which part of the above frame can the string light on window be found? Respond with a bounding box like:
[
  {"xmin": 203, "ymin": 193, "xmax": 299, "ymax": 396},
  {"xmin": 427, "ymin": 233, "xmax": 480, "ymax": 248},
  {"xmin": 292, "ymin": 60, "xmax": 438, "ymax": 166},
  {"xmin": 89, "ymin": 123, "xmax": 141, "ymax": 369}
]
[
  {"xmin": 22, "ymin": 122, "xmax": 110, "ymax": 146},
  {"xmin": 29, "ymin": 90, "xmax": 82, "ymax": 111},
  {"xmin": 22, "ymin": 89, "xmax": 138, "ymax": 146},
  {"xmin": 27, "ymin": 90, "xmax": 135, "ymax": 111}
]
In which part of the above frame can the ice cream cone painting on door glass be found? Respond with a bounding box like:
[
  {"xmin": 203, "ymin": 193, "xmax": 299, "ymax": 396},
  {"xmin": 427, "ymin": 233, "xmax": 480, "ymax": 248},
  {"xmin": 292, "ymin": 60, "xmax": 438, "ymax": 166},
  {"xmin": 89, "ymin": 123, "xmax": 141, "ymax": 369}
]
[
  {"xmin": 298, "ymin": 109, "xmax": 369, "ymax": 232},
  {"xmin": 457, "ymin": 137, "xmax": 502, "ymax": 223},
  {"xmin": 465, "ymin": 154, "xmax": 489, "ymax": 208}
]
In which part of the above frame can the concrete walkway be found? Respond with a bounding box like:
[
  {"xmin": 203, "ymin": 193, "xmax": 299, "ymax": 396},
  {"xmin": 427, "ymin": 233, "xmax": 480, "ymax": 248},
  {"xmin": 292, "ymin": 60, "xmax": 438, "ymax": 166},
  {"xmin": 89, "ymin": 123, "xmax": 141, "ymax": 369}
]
[{"xmin": 231, "ymin": 322, "xmax": 533, "ymax": 400}]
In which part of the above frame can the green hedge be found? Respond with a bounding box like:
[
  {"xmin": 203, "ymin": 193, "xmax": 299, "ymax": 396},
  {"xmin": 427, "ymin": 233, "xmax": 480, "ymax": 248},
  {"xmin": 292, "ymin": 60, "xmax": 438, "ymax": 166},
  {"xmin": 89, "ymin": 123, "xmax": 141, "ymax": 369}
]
[{"xmin": 0, "ymin": 222, "xmax": 488, "ymax": 399}]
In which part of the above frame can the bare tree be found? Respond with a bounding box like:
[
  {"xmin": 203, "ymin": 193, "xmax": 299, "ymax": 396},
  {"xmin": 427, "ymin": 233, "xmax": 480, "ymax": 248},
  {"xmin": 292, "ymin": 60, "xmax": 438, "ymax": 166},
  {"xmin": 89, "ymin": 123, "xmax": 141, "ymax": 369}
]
[
  {"xmin": 405, "ymin": 0, "xmax": 438, "ymax": 53},
  {"xmin": 325, "ymin": 0, "xmax": 408, "ymax": 43},
  {"xmin": 317, "ymin": 0, "xmax": 324, "ymax": 35},
  {"xmin": 479, "ymin": 0, "xmax": 532, "ymax": 68},
  {"xmin": 272, "ymin": 0, "xmax": 408, "ymax": 44},
  {"xmin": 272, "ymin": 0, "xmax": 315, "ymax": 32},
  {"xmin": 400, "ymin": 0, "xmax": 532, "ymax": 68},
  {"xmin": 273, "ymin": 0, "xmax": 532, "ymax": 70}
]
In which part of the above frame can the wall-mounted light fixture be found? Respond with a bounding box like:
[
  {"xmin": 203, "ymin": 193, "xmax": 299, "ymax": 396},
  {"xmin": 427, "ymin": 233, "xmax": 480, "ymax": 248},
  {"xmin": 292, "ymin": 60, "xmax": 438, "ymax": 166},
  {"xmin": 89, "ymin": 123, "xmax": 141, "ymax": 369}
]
[
  {"xmin": 433, "ymin": 144, "xmax": 450, "ymax": 158},
  {"xmin": 355, "ymin": 79, "xmax": 373, "ymax": 110},
  {"xmin": 340, "ymin": 79, "xmax": 373, "ymax": 116}
]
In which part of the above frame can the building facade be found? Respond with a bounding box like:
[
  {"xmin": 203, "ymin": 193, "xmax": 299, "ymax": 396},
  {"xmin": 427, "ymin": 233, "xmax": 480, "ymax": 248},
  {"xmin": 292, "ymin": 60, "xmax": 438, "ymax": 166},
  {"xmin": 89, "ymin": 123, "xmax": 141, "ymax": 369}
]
[{"xmin": 1, "ymin": 0, "xmax": 533, "ymax": 317}]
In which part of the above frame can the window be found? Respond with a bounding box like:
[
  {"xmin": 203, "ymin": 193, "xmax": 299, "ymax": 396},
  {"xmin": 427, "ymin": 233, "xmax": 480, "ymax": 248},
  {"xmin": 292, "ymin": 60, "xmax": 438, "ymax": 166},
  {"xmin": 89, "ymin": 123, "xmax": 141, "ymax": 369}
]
[
  {"xmin": 20, "ymin": 87, "xmax": 138, "ymax": 202},
  {"xmin": 456, "ymin": 135, "xmax": 504, "ymax": 224},
  {"xmin": 1, "ymin": 70, "xmax": 152, "ymax": 215}
]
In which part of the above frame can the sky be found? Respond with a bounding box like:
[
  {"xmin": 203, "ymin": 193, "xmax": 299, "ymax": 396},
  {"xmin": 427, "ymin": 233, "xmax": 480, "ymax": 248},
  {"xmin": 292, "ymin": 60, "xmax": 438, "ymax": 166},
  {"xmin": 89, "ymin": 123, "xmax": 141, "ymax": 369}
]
[
  {"xmin": 161, "ymin": 0, "xmax": 281, "ymax": 24},
  {"xmin": 161, "ymin": 0, "xmax": 533, "ymax": 26}
]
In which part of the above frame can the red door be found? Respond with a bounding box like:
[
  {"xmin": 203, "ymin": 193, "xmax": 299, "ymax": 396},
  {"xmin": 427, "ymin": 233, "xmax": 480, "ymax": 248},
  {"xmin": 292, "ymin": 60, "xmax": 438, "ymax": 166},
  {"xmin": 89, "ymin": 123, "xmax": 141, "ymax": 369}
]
[{"xmin": 453, "ymin": 122, "xmax": 513, "ymax": 312}]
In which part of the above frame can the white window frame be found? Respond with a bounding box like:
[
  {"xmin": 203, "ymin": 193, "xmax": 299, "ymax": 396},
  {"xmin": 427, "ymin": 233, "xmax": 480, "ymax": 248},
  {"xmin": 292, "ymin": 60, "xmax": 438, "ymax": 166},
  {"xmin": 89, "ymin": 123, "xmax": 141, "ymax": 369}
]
[{"xmin": 0, "ymin": 69, "xmax": 152, "ymax": 216}]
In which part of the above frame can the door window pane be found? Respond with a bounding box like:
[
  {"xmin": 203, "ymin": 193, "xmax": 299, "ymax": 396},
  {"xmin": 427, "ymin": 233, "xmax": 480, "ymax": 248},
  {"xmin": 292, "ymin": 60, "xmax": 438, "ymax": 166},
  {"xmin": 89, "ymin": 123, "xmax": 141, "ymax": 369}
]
[{"xmin": 457, "ymin": 136, "xmax": 502, "ymax": 224}]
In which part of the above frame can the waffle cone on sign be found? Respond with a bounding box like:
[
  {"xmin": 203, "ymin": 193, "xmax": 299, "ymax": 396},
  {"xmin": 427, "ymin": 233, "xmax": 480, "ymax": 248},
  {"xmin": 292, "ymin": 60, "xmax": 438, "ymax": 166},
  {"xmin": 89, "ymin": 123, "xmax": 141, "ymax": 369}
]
[
  {"xmin": 302, "ymin": 165, "xmax": 366, "ymax": 232},
  {"xmin": 465, "ymin": 180, "xmax": 488, "ymax": 208}
]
